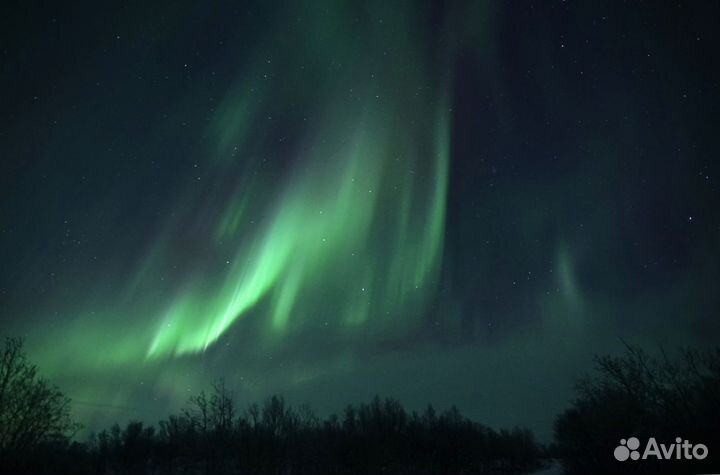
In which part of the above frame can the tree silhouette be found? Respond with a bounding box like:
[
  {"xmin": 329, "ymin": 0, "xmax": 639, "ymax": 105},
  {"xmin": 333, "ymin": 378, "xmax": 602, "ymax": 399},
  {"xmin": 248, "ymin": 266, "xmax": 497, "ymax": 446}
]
[
  {"xmin": 81, "ymin": 385, "xmax": 545, "ymax": 475},
  {"xmin": 0, "ymin": 336, "xmax": 546, "ymax": 474},
  {"xmin": 0, "ymin": 337, "xmax": 80, "ymax": 472},
  {"xmin": 553, "ymin": 344, "xmax": 720, "ymax": 475}
]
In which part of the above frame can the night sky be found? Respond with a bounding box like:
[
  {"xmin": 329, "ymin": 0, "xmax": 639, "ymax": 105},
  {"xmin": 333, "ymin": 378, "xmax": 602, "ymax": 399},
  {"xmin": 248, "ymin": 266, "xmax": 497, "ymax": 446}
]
[{"xmin": 1, "ymin": 1, "xmax": 719, "ymax": 441}]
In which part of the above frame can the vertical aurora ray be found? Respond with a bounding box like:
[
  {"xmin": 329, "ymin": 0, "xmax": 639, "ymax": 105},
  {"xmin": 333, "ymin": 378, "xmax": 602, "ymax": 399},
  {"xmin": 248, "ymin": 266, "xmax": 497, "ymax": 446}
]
[
  {"xmin": 20, "ymin": 0, "xmax": 460, "ymax": 390},
  {"xmin": 147, "ymin": 99, "xmax": 452, "ymax": 357},
  {"xmin": 130, "ymin": 1, "xmax": 458, "ymax": 359}
]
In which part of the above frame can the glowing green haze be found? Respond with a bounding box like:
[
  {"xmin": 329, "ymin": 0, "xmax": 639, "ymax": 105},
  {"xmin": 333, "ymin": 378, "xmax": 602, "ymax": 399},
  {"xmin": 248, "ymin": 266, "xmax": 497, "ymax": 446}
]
[
  {"xmin": 122, "ymin": 2, "xmax": 455, "ymax": 358},
  {"xmin": 147, "ymin": 100, "xmax": 450, "ymax": 356},
  {"xmin": 19, "ymin": 3, "xmax": 459, "ymax": 415}
]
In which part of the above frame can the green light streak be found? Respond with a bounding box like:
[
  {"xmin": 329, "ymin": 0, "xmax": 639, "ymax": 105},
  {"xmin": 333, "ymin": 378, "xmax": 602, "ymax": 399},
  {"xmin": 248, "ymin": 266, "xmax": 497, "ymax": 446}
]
[
  {"xmin": 24, "ymin": 1, "xmax": 460, "ymax": 377},
  {"xmin": 148, "ymin": 103, "xmax": 451, "ymax": 356}
]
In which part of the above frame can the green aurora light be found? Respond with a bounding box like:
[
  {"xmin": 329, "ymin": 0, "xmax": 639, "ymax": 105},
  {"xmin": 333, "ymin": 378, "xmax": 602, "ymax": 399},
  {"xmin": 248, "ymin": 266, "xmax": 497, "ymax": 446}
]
[
  {"xmin": 25, "ymin": 1, "xmax": 464, "ymax": 376},
  {"xmin": 147, "ymin": 102, "xmax": 451, "ymax": 357}
]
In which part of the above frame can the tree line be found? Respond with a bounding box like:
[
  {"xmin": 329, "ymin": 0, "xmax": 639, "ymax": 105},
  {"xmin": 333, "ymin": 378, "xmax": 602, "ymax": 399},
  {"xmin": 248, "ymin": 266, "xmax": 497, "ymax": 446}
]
[
  {"xmin": 1, "ymin": 336, "xmax": 719, "ymax": 474},
  {"xmin": 552, "ymin": 343, "xmax": 720, "ymax": 474}
]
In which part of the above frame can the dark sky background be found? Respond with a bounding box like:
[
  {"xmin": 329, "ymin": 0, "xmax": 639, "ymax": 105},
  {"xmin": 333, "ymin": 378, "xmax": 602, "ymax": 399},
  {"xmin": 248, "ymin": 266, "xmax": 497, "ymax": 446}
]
[{"xmin": 1, "ymin": 0, "xmax": 719, "ymax": 441}]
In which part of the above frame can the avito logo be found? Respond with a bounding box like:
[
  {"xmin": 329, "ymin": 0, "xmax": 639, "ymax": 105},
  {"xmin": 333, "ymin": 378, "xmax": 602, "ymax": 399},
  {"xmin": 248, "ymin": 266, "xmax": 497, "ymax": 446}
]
[{"xmin": 614, "ymin": 437, "xmax": 708, "ymax": 461}]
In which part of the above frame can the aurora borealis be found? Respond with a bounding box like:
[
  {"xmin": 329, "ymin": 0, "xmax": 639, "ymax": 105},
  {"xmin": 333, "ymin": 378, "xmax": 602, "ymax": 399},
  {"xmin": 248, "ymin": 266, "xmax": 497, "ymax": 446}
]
[
  {"xmin": 147, "ymin": 91, "xmax": 450, "ymax": 358},
  {"xmin": 2, "ymin": 0, "xmax": 720, "ymax": 440}
]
